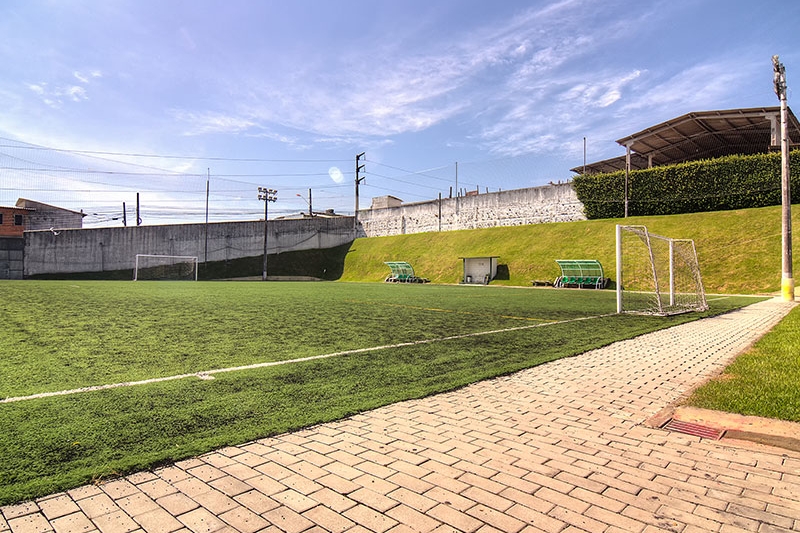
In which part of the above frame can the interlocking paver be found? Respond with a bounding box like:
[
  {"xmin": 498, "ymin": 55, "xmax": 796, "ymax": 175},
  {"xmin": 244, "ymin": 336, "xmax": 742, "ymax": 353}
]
[
  {"xmin": 100, "ymin": 480, "xmax": 139, "ymax": 502},
  {"xmin": 308, "ymin": 488, "xmax": 356, "ymax": 514},
  {"xmin": 116, "ymin": 493, "xmax": 160, "ymax": 518},
  {"xmin": 90, "ymin": 510, "xmax": 139, "ymax": 533},
  {"xmin": 8, "ymin": 512, "xmax": 53, "ymax": 533},
  {"xmin": 385, "ymin": 504, "xmax": 440, "ymax": 533},
  {"xmin": 260, "ymin": 507, "xmax": 312, "ymax": 533},
  {"xmin": 4, "ymin": 299, "xmax": 800, "ymax": 532},
  {"xmin": 207, "ymin": 477, "xmax": 251, "ymax": 499},
  {"xmin": 37, "ymin": 496, "xmax": 80, "ymax": 521},
  {"xmin": 301, "ymin": 506, "xmax": 355, "ymax": 533},
  {"xmin": 385, "ymin": 488, "xmax": 436, "ymax": 515},
  {"xmin": 49, "ymin": 511, "xmax": 94, "ymax": 533},
  {"xmin": 134, "ymin": 480, "xmax": 177, "ymax": 502},
  {"xmin": 342, "ymin": 504, "xmax": 398, "ymax": 533},
  {"xmin": 348, "ymin": 488, "xmax": 397, "ymax": 514},
  {"xmin": 270, "ymin": 490, "xmax": 317, "ymax": 515},
  {"xmin": 231, "ymin": 491, "xmax": 278, "ymax": 516},
  {"xmin": 426, "ymin": 504, "xmax": 481, "ymax": 533},
  {"xmin": 189, "ymin": 491, "xmax": 237, "ymax": 516},
  {"xmin": 217, "ymin": 507, "xmax": 267, "ymax": 533},
  {"xmin": 66, "ymin": 488, "xmax": 102, "ymax": 503},
  {"xmin": 131, "ymin": 507, "xmax": 183, "ymax": 533},
  {"xmin": 153, "ymin": 467, "xmax": 191, "ymax": 486},
  {"xmin": 154, "ymin": 494, "xmax": 198, "ymax": 518},
  {"xmin": 75, "ymin": 495, "xmax": 118, "ymax": 520},
  {"xmin": 3, "ymin": 503, "xmax": 39, "ymax": 520},
  {"xmin": 176, "ymin": 507, "xmax": 227, "ymax": 533}
]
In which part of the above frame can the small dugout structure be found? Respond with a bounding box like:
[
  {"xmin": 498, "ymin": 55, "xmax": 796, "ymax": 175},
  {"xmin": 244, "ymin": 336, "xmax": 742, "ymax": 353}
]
[
  {"xmin": 554, "ymin": 259, "xmax": 608, "ymax": 289},
  {"xmin": 383, "ymin": 261, "xmax": 429, "ymax": 283},
  {"xmin": 460, "ymin": 256, "xmax": 499, "ymax": 285}
]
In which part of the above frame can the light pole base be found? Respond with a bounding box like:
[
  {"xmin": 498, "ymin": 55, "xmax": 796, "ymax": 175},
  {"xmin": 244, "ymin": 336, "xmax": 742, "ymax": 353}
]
[{"xmin": 782, "ymin": 276, "xmax": 795, "ymax": 301}]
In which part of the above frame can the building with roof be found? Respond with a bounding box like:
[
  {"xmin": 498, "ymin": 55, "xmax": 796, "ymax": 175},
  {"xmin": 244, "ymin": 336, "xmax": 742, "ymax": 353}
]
[
  {"xmin": 574, "ymin": 106, "xmax": 800, "ymax": 175},
  {"xmin": 14, "ymin": 198, "xmax": 85, "ymax": 231},
  {"xmin": 0, "ymin": 205, "xmax": 32, "ymax": 238}
]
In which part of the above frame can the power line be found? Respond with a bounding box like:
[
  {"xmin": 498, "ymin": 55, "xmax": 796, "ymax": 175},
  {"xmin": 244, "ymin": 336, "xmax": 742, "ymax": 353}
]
[{"xmin": 0, "ymin": 137, "xmax": 351, "ymax": 163}]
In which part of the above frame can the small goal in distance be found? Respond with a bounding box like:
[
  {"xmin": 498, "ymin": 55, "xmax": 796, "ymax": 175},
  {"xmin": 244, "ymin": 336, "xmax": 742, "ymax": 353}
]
[
  {"xmin": 615, "ymin": 225, "xmax": 708, "ymax": 315},
  {"xmin": 134, "ymin": 254, "xmax": 199, "ymax": 281}
]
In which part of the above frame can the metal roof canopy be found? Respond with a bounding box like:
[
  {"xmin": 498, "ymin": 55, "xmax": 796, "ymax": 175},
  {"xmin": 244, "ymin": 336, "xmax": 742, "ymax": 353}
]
[{"xmin": 574, "ymin": 106, "xmax": 800, "ymax": 174}]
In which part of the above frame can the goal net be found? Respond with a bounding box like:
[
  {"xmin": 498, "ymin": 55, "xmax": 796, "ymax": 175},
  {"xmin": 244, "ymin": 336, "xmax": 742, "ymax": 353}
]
[
  {"xmin": 615, "ymin": 225, "xmax": 707, "ymax": 315},
  {"xmin": 134, "ymin": 254, "xmax": 199, "ymax": 281}
]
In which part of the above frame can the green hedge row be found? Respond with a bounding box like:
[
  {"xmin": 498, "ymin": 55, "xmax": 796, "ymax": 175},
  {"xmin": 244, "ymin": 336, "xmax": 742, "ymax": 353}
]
[{"xmin": 572, "ymin": 151, "xmax": 800, "ymax": 219}]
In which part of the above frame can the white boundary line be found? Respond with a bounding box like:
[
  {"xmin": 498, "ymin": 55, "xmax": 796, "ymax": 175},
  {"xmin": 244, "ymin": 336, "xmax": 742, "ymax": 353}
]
[{"xmin": 1, "ymin": 314, "xmax": 613, "ymax": 405}]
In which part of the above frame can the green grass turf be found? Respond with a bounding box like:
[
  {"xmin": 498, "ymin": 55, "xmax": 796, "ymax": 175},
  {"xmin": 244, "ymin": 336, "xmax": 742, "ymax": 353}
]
[
  {"xmin": 686, "ymin": 304, "xmax": 800, "ymax": 423},
  {"xmin": 0, "ymin": 280, "xmax": 763, "ymax": 504}
]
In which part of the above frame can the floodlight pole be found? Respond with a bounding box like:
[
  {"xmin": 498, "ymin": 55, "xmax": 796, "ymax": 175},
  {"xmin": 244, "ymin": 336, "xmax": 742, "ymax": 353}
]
[
  {"xmin": 773, "ymin": 55, "xmax": 794, "ymax": 301},
  {"xmin": 258, "ymin": 187, "xmax": 277, "ymax": 281}
]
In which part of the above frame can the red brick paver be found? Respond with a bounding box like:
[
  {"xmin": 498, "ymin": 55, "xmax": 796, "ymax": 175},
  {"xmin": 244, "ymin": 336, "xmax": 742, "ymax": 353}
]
[{"xmin": 3, "ymin": 298, "xmax": 799, "ymax": 532}]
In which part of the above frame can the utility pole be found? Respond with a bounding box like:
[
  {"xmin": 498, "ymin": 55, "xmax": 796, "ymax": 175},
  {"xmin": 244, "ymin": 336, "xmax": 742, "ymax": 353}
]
[
  {"xmin": 136, "ymin": 193, "xmax": 142, "ymax": 226},
  {"xmin": 583, "ymin": 136, "xmax": 587, "ymax": 175},
  {"xmin": 296, "ymin": 189, "xmax": 313, "ymax": 217},
  {"xmin": 122, "ymin": 202, "xmax": 127, "ymax": 227},
  {"xmin": 773, "ymin": 55, "xmax": 794, "ymax": 301},
  {"xmin": 258, "ymin": 187, "xmax": 277, "ymax": 281},
  {"xmin": 455, "ymin": 162, "xmax": 459, "ymax": 215},
  {"xmin": 624, "ymin": 144, "xmax": 631, "ymax": 218},
  {"xmin": 354, "ymin": 152, "xmax": 365, "ymax": 233},
  {"xmin": 204, "ymin": 168, "xmax": 210, "ymax": 264}
]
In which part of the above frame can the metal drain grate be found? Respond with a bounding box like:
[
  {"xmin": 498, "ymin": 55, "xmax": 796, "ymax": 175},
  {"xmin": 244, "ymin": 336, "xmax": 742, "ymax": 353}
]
[{"xmin": 662, "ymin": 419, "xmax": 725, "ymax": 440}]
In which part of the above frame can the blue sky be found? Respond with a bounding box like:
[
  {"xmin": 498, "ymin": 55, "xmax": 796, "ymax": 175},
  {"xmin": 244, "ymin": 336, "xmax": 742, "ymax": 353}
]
[{"xmin": 1, "ymin": 0, "xmax": 798, "ymax": 225}]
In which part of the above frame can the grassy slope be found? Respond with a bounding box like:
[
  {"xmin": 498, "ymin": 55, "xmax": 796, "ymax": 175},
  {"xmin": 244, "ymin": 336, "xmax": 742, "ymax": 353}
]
[{"xmin": 341, "ymin": 205, "xmax": 800, "ymax": 294}]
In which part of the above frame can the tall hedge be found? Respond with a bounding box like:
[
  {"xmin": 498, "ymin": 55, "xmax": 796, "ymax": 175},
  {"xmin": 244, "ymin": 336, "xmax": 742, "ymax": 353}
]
[{"xmin": 572, "ymin": 150, "xmax": 800, "ymax": 219}]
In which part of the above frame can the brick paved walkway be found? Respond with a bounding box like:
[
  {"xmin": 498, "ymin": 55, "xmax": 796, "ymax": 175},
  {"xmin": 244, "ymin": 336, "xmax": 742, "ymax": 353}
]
[{"xmin": 3, "ymin": 298, "xmax": 799, "ymax": 533}]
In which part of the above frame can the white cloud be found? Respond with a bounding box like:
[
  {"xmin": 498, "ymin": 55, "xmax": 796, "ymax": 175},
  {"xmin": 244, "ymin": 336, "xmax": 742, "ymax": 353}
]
[
  {"xmin": 26, "ymin": 73, "xmax": 98, "ymax": 107},
  {"xmin": 172, "ymin": 110, "xmax": 257, "ymax": 135},
  {"xmin": 173, "ymin": 2, "xmax": 597, "ymax": 145},
  {"xmin": 73, "ymin": 70, "xmax": 102, "ymax": 84},
  {"xmin": 475, "ymin": 67, "xmax": 646, "ymax": 157},
  {"xmin": 561, "ymin": 70, "xmax": 643, "ymax": 108},
  {"xmin": 621, "ymin": 62, "xmax": 749, "ymax": 114},
  {"xmin": 28, "ymin": 83, "xmax": 45, "ymax": 95},
  {"xmin": 66, "ymin": 86, "xmax": 88, "ymax": 102},
  {"xmin": 284, "ymin": 2, "xmax": 630, "ymax": 151}
]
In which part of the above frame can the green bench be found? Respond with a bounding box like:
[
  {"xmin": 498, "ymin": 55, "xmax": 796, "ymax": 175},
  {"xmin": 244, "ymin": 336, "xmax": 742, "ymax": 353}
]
[
  {"xmin": 554, "ymin": 260, "xmax": 608, "ymax": 289},
  {"xmin": 384, "ymin": 261, "xmax": 429, "ymax": 283}
]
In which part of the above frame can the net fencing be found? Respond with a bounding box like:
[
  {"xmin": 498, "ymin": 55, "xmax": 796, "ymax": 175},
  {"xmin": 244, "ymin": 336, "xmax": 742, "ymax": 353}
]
[
  {"xmin": 616, "ymin": 225, "xmax": 708, "ymax": 315},
  {"xmin": 134, "ymin": 254, "xmax": 199, "ymax": 281}
]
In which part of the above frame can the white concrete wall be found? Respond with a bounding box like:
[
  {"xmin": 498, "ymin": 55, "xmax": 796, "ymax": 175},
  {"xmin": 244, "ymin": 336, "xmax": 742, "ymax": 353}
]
[
  {"xmin": 358, "ymin": 183, "xmax": 584, "ymax": 237},
  {"xmin": 23, "ymin": 183, "xmax": 587, "ymax": 276},
  {"xmin": 24, "ymin": 217, "xmax": 355, "ymax": 277}
]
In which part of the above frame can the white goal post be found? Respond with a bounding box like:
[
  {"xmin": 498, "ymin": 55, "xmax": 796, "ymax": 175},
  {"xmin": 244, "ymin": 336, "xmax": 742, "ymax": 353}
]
[
  {"xmin": 134, "ymin": 254, "xmax": 199, "ymax": 281},
  {"xmin": 615, "ymin": 225, "xmax": 708, "ymax": 315}
]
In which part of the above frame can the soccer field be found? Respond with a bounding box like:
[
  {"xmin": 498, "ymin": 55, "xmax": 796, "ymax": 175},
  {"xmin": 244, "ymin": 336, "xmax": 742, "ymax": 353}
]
[{"xmin": 0, "ymin": 280, "xmax": 762, "ymax": 504}]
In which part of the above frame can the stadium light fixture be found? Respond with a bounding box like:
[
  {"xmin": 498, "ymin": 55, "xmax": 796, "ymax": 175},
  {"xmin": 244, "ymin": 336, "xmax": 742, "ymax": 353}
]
[{"xmin": 258, "ymin": 187, "xmax": 278, "ymax": 281}]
